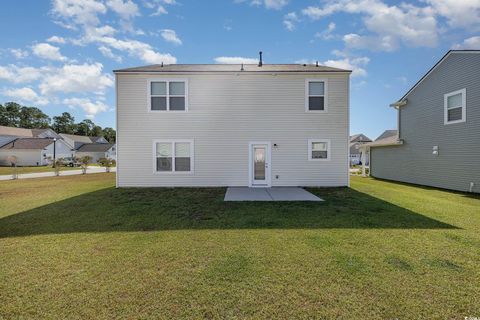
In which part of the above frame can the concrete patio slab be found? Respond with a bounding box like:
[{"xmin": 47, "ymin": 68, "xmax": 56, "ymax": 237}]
[
  {"xmin": 224, "ymin": 187, "xmax": 323, "ymax": 202},
  {"xmin": 267, "ymin": 187, "xmax": 323, "ymax": 201},
  {"xmin": 224, "ymin": 187, "xmax": 272, "ymax": 201}
]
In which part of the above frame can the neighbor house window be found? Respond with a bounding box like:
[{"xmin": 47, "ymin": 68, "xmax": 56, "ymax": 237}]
[
  {"xmin": 154, "ymin": 140, "xmax": 194, "ymax": 173},
  {"xmin": 306, "ymin": 79, "xmax": 327, "ymax": 112},
  {"xmin": 308, "ymin": 139, "xmax": 330, "ymax": 161},
  {"xmin": 444, "ymin": 88, "xmax": 466, "ymax": 125},
  {"xmin": 149, "ymin": 79, "xmax": 188, "ymax": 111}
]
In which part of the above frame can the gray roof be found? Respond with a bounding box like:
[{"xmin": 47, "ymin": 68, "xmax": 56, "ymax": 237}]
[
  {"xmin": 0, "ymin": 125, "xmax": 34, "ymax": 137},
  {"xmin": 375, "ymin": 130, "xmax": 398, "ymax": 141},
  {"xmin": 363, "ymin": 135, "xmax": 401, "ymax": 148},
  {"xmin": 0, "ymin": 138, "xmax": 54, "ymax": 150},
  {"xmin": 0, "ymin": 135, "xmax": 19, "ymax": 148},
  {"xmin": 350, "ymin": 134, "xmax": 372, "ymax": 143},
  {"xmin": 114, "ymin": 63, "xmax": 351, "ymax": 73},
  {"xmin": 59, "ymin": 133, "xmax": 104, "ymax": 144},
  {"xmin": 76, "ymin": 143, "xmax": 114, "ymax": 152}
]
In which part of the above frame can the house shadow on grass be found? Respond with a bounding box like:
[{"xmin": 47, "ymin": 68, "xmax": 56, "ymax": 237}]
[{"xmin": 0, "ymin": 186, "xmax": 457, "ymax": 238}]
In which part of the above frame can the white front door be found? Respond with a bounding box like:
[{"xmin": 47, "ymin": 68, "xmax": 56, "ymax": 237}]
[{"xmin": 249, "ymin": 142, "xmax": 271, "ymax": 187}]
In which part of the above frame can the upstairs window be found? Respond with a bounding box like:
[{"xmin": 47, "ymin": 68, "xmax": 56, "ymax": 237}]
[
  {"xmin": 149, "ymin": 80, "xmax": 187, "ymax": 111},
  {"xmin": 308, "ymin": 139, "xmax": 330, "ymax": 161},
  {"xmin": 444, "ymin": 88, "xmax": 466, "ymax": 125},
  {"xmin": 154, "ymin": 140, "xmax": 194, "ymax": 173},
  {"xmin": 306, "ymin": 79, "xmax": 327, "ymax": 112}
]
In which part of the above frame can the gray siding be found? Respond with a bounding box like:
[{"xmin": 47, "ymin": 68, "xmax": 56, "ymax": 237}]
[
  {"xmin": 117, "ymin": 72, "xmax": 349, "ymax": 187},
  {"xmin": 371, "ymin": 52, "xmax": 480, "ymax": 193}
]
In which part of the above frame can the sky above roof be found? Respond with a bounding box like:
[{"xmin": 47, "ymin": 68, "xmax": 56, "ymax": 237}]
[{"xmin": 0, "ymin": 0, "xmax": 479, "ymax": 139}]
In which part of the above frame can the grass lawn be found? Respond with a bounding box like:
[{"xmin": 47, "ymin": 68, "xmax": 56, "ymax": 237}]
[{"xmin": 0, "ymin": 174, "xmax": 479, "ymax": 319}]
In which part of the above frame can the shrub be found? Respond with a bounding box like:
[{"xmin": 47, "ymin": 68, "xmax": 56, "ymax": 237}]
[{"xmin": 97, "ymin": 157, "xmax": 116, "ymax": 173}]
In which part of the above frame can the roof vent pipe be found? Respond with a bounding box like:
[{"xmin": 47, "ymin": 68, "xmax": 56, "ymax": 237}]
[
  {"xmin": 161, "ymin": 61, "xmax": 164, "ymax": 67},
  {"xmin": 241, "ymin": 63, "xmax": 244, "ymax": 71},
  {"xmin": 258, "ymin": 51, "xmax": 263, "ymax": 67},
  {"xmin": 316, "ymin": 61, "xmax": 319, "ymax": 67}
]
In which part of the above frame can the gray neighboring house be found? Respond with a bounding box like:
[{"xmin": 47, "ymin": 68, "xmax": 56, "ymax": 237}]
[
  {"xmin": 362, "ymin": 50, "xmax": 479, "ymax": 193},
  {"xmin": 349, "ymin": 134, "xmax": 371, "ymax": 165},
  {"xmin": 59, "ymin": 133, "xmax": 116, "ymax": 161},
  {"xmin": 76, "ymin": 143, "xmax": 116, "ymax": 162},
  {"xmin": 0, "ymin": 125, "xmax": 72, "ymax": 166}
]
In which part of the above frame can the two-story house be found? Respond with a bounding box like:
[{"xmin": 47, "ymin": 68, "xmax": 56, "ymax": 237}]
[
  {"xmin": 114, "ymin": 60, "xmax": 350, "ymax": 187},
  {"xmin": 349, "ymin": 133, "xmax": 371, "ymax": 165},
  {"xmin": 362, "ymin": 50, "xmax": 479, "ymax": 193}
]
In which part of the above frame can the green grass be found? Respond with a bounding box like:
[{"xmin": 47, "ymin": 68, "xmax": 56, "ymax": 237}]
[{"xmin": 0, "ymin": 174, "xmax": 479, "ymax": 319}]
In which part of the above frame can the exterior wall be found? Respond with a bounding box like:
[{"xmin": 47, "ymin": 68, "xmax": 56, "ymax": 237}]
[
  {"xmin": 117, "ymin": 72, "xmax": 349, "ymax": 187},
  {"xmin": 0, "ymin": 150, "xmax": 43, "ymax": 166},
  {"xmin": 44, "ymin": 140, "xmax": 74, "ymax": 161},
  {"xmin": 371, "ymin": 52, "xmax": 480, "ymax": 193}
]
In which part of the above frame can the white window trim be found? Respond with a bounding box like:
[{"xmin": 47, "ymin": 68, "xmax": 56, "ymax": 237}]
[
  {"xmin": 148, "ymin": 78, "xmax": 189, "ymax": 113},
  {"xmin": 152, "ymin": 139, "xmax": 194, "ymax": 174},
  {"xmin": 305, "ymin": 78, "xmax": 328, "ymax": 113},
  {"xmin": 444, "ymin": 88, "xmax": 466, "ymax": 125},
  {"xmin": 308, "ymin": 139, "xmax": 331, "ymax": 161}
]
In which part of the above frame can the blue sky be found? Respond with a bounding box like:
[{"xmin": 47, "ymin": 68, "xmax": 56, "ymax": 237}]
[{"xmin": 0, "ymin": 0, "xmax": 479, "ymax": 139}]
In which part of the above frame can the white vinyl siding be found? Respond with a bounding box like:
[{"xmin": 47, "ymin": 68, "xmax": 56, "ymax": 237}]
[
  {"xmin": 148, "ymin": 79, "xmax": 188, "ymax": 112},
  {"xmin": 117, "ymin": 73, "xmax": 348, "ymax": 187},
  {"xmin": 444, "ymin": 88, "xmax": 466, "ymax": 125}
]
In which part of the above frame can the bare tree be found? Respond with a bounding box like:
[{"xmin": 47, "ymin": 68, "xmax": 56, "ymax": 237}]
[
  {"xmin": 6, "ymin": 155, "xmax": 18, "ymax": 180},
  {"xmin": 79, "ymin": 156, "xmax": 92, "ymax": 174}
]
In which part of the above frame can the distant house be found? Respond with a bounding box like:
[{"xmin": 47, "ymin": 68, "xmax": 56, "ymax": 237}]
[
  {"xmin": 76, "ymin": 143, "xmax": 116, "ymax": 162},
  {"xmin": 59, "ymin": 133, "xmax": 115, "ymax": 161},
  {"xmin": 0, "ymin": 125, "xmax": 115, "ymax": 166},
  {"xmin": 362, "ymin": 50, "xmax": 479, "ymax": 193},
  {"xmin": 0, "ymin": 137, "xmax": 72, "ymax": 166},
  {"xmin": 349, "ymin": 134, "xmax": 371, "ymax": 165},
  {"xmin": 59, "ymin": 133, "xmax": 109, "ymax": 150}
]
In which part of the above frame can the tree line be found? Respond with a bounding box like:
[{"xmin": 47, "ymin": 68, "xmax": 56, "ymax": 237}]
[{"xmin": 0, "ymin": 102, "xmax": 115, "ymax": 143}]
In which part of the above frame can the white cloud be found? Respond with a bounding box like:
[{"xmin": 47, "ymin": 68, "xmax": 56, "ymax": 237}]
[
  {"xmin": 106, "ymin": 0, "xmax": 140, "ymax": 20},
  {"xmin": 39, "ymin": 63, "xmax": 113, "ymax": 95},
  {"xmin": 98, "ymin": 46, "xmax": 123, "ymax": 62},
  {"xmin": 283, "ymin": 12, "xmax": 299, "ymax": 31},
  {"xmin": 47, "ymin": 36, "xmax": 66, "ymax": 44},
  {"xmin": 32, "ymin": 43, "xmax": 67, "ymax": 61},
  {"xmin": 426, "ymin": 0, "xmax": 480, "ymax": 30},
  {"xmin": 302, "ymin": 0, "xmax": 438, "ymax": 51},
  {"xmin": 160, "ymin": 29, "xmax": 182, "ymax": 45},
  {"xmin": 3, "ymin": 87, "xmax": 49, "ymax": 106},
  {"xmin": 264, "ymin": 0, "xmax": 288, "ymax": 10},
  {"xmin": 315, "ymin": 22, "xmax": 336, "ymax": 40},
  {"xmin": 63, "ymin": 97, "xmax": 109, "ymax": 118},
  {"xmin": 343, "ymin": 33, "xmax": 397, "ymax": 52},
  {"xmin": 322, "ymin": 56, "xmax": 370, "ymax": 77},
  {"xmin": 453, "ymin": 36, "xmax": 480, "ymax": 49},
  {"xmin": 0, "ymin": 65, "xmax": 47, "ymax": 84},
  {"xmin": 10, "ymin": 48, "xmax": 29, "ymax": 59},
  {"xmin": 94, "ymin": 36, "xmax": 177, "ymax": 64},
  {"xmin": 237, "ymin": 0, "xmax": 288, "ymax": 10},
  {"xmin": 146, "ymin": 0, "xmax": 177, "ymax": 16},
  {"xmin": 51, "ymin": 0, "xmax": 107, "ymax": 28},
  {"xmin": 214, "ymin": 56, "xmax": 259, "ymax": 64},
  {"xmin": 51, "ymin": 0, "xmax": 176, "ymax": 65}
]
